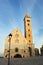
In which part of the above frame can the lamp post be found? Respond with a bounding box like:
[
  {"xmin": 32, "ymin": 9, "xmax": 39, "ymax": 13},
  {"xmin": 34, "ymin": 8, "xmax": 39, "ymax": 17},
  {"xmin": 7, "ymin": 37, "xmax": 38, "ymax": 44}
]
[{"xmin": 8, "ymin": 33, "xmax": 12, "ymax": 65}]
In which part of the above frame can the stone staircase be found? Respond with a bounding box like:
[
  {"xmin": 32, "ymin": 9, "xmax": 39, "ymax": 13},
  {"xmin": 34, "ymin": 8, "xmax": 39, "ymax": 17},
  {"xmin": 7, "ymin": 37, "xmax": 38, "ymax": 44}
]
[{"xmin": 0, "ymin": 56, "xmax": 43, "ymax": 65}]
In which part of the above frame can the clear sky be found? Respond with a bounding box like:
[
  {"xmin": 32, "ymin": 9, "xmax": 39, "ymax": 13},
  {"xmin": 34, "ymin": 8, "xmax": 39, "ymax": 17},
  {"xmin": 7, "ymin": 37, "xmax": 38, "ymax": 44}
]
[{"xmin": 0, "ymin": 0, "xmax": 43, "ymax": 53}]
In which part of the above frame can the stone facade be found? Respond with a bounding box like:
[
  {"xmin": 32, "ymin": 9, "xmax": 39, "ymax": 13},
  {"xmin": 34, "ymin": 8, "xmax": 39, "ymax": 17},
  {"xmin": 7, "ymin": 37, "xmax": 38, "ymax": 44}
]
[{"xmin": 4, "ymin": 13, "xmax": 35, "ymax": 58}]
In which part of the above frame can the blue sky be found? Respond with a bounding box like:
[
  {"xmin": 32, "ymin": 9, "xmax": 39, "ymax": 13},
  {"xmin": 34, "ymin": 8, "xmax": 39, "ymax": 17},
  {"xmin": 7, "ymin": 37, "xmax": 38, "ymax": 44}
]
[{"xmin": 0, "ymin": 0, "xmax": 43, "ymax": 53}]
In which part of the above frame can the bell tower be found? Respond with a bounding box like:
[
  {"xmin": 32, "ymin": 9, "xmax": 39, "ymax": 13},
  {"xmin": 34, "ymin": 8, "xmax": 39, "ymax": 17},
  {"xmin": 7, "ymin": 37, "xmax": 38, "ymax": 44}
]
[
  {"xmin": 24, "ymin": 13, "xmax": 33, "ymax": 44},
  {"xmin": 24, "ymin": 13, "xmax": 35, "ymax": 56}
]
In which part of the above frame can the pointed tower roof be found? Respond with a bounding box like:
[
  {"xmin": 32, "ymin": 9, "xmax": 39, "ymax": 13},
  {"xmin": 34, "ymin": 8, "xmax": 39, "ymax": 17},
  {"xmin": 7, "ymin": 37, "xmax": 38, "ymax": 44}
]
[{"xmin": 24, "ymin": 13, "xmax": 30, "ymax": 18}]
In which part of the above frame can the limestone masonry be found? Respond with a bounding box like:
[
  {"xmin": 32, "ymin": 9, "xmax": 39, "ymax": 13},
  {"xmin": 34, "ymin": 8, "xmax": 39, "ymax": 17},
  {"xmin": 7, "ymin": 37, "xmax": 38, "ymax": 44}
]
[{"xmin": 4, "ymin": 13, "xmax": 35, "ymax": 58}]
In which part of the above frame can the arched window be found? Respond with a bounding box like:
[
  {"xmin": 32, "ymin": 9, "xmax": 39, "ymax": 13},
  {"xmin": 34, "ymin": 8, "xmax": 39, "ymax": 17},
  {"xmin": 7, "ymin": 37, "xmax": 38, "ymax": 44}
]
[
  {"xmin": 15, "ymin": 48, "xmax": 18, "ymax": 52},
  {"xmin": 28, "ymin": 47, "xmax": 32, "ymax": 56}
]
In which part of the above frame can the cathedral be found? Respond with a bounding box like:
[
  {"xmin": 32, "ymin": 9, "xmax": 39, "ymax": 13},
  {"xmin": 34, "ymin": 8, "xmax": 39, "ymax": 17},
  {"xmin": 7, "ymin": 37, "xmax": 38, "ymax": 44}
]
[{"xmin": 4, "ymin": 13, "xmax": 35, "ymax": 58}]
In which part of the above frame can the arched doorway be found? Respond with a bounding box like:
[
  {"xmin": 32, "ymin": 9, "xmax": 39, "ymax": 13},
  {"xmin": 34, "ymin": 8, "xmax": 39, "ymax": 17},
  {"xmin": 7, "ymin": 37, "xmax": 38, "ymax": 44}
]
[
  {"xmin": 28, "ymin": 47, "xmax": 32, "ymax": 56},
  {"xmin": 14, "ymin": 54, "xmax": 22, "ymax": 58}
]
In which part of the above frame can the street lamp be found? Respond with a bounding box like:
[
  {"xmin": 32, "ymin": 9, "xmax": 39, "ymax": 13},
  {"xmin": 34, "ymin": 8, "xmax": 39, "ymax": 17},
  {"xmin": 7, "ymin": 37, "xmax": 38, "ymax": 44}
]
[{"xmin": 8, "ymin": 33, "xmax": 12, "ymax": 65}]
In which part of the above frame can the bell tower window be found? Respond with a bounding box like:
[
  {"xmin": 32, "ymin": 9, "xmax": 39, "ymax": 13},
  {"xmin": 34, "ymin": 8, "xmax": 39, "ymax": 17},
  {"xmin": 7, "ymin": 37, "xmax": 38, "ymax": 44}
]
[
  {"xmin": 28, "ymin": 24, "xmax": 30, "ymax": 26},
  {"xmin": 27, "ymin": 20, "xmax": 30, "ymax": 22}
]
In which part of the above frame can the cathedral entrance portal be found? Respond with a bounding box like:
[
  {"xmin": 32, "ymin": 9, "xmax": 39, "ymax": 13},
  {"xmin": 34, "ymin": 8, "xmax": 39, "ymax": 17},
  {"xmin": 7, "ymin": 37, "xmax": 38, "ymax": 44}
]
[{"xmin": 14, "ymin": 54, "xmax": 22, "ymax": 58}]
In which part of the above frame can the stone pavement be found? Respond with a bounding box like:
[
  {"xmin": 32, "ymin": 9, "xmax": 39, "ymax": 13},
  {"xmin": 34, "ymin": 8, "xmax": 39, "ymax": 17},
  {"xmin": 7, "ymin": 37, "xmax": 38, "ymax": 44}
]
[{"xmin": 0, "ymin": 56, "xmax": 43, "ymax": 65}]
